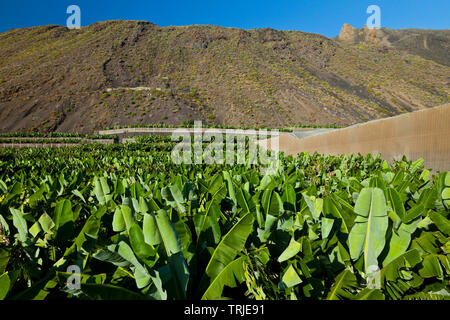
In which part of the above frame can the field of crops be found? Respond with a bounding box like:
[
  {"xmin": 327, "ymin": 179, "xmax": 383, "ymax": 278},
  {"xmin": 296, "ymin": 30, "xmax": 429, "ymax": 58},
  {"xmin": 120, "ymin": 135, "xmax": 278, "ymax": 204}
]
[
  {"xmin": 0, "ymin": 137, "xmax": 449, "ymax": 300},
  {"xmin": 0, "ymin": 132, "xmax": 118, "ymax": 149}
]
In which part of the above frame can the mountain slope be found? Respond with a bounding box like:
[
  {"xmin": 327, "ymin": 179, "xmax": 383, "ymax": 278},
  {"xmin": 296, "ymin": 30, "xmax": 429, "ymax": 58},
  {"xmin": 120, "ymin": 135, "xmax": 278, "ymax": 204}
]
[
  {"xmin": 337, "ymin": 24, "xmax": 450, "ymax": 66},
  {"xmin": 0, "ymin": 20, "xmax": 448, "ymax": 133}
]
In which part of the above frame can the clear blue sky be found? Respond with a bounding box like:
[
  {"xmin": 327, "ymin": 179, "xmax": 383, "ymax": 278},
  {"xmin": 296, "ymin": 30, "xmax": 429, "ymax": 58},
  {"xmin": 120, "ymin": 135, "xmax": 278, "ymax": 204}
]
[{"xmin": 0, "ymin": 0, "xmax": 449, "ymax": 37}]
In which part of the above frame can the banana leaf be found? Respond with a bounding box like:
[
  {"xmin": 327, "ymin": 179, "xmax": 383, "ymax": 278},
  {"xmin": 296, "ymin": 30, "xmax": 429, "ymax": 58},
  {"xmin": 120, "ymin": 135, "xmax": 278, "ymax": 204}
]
[
  {"xmin": 326, "ymin": 269, "xmax": 359, "ymax": 300},
  {"xmin": 205, "ymin": 212, "xmax": 254, "ymax": 281},
  {"xmin": 348, "ymin": 188, "xmax": 388, "ymax": 273},
  {"xmin": 0, "ymin": 272, "xmax": 10, "ymax": 300},
  {"xmin": 202, "ymin": 256, "xmax": 248, "ymax": 300}
]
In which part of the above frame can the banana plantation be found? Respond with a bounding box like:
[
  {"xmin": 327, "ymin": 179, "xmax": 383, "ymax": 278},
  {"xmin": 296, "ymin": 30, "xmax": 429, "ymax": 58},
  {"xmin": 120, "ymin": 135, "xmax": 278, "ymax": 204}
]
[{"xmin": 0, "ymin": 140, "xmax": 449, "ymax": 300}]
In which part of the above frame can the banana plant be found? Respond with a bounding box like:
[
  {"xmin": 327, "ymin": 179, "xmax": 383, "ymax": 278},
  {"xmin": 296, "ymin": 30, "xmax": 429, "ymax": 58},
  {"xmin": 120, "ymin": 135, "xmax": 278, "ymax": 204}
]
[
  {"xmin": 0, "ymin": 141, "xmax": 448, "ymax": 300},
  {"xmin": 348, "ymin": 187, "xmax": 388, "ymax": 274}
]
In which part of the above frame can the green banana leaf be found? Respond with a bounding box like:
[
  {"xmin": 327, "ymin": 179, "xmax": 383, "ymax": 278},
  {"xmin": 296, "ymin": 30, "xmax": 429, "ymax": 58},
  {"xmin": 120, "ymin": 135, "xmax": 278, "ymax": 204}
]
[
  {"xmin": 194, "ymin": 200, "xmax": 222, "ymax": 245},
  {"xmin": 223, "ymin": 171, "xmax": 237, "ymax": 212},
  {"xmin": 0, "ymin": 214, "xmax": 9, "ymax": 237},
  {"xmin": 236, "ymin": 185, "xmax": 256, "ymax": 216},
  {"xmin": 53, "ymin": 199, "xmax": 74, "ymax": 240},
  {"xmin": 428, "ymin": 211, "xmax": 450, "ymax": 236},
  {"xmin": 161, "ymin": 252, "xmax": 190, "ymax": 300},
  {"xmin": 93, "ymin": 177, "xmax": 111, "ymax": 205},
  {"xmin": 143, "ymin": 212, "xmax": 162, "ymax": 246},
  {"xmin": 278, "ymin": 237, "xmax": 301, "ymax": 263},
  {"xmin": 0, "ymin": 272, "xmax": 10, "ymax": 300},
  {"xmin": 155, "ymin": 209, "xmax": 181, "ymax": 256},
  {"xmin": 107, "ymin": 241, "xmax": 151, "ymax": 289},
  {"xmin": 354, "ymin": 288, "xmax": 385, "ymax": 300},
  {"xmin": 205, "ymin": 212, "xmax": 254, "ymax": 281},
  {"xmin": 10, "ymin": 208, "xmax": 28, "ymax": 243},
  {"xmin": 162, "ymin": 185, "xmax": 185, "ymax": 213},
  {"xmin": 262, "ymin": 188, "xmax": 283, "ymax": 217},
  {"xmin": 279, "ymin": 264, "xmax": 302, "ymax": 289},
  {"xmin": 2, "ymin": 181, "xmax": 22, "ymax": 204},
  {"xmin": 80, "ymin": 283, "xmax": 147, "ymax": 300},
  {"xmin": 418, "ymin": 254, "xmax": 444, "ymax": 279},
  {"xmin": 323, "ymin": 195, "xmax": 353, "ymax": 234},
  {"xmin": 326, "ymin": 269, "xmax": 359, "ymax": 300},
  {"xmin": 382, "ymin": 216, "xmax": 421, "ymax": 267},
  {"xmin": 348, "ymin": 188, "xmax": 388, "ymax": 273},
  {"xmin": 386, "ymin": 187, "xmax": 406, "ymax": 225},
  {"xmin": 129, "ymin": 222, "xmax": 158, "ymax": 268},
  {"xmin": 380, "ymin": 249, "xmax": 422, "ymax": 283},
  {"xmin": 112, "ymin": 205, "xmax": 134, "ymax": 234},
  {"xmin": 302, "ymin": 193, "xmax": 322, "ymax": 221},
  {"xmin": 281, "ymin": 183, "xmax": 296, "ymax": 212},
  {"xmin": 202, "ymin": 256, "xmax": 248, "ymax": 300}
]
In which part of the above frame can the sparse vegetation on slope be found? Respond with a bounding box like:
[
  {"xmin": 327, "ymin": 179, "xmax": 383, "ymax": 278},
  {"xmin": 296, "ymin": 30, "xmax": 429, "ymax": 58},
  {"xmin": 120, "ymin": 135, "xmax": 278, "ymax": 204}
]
[{"xmin": 0, "ymin": 21, "xmax": 448, "ymax": 134}]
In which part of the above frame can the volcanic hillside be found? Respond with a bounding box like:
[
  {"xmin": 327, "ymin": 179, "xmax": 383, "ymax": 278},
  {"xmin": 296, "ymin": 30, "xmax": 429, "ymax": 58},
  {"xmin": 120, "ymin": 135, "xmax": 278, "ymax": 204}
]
[{"xmin": 0, "ymin": 20, "xmax": 449, "ymax": 133}]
